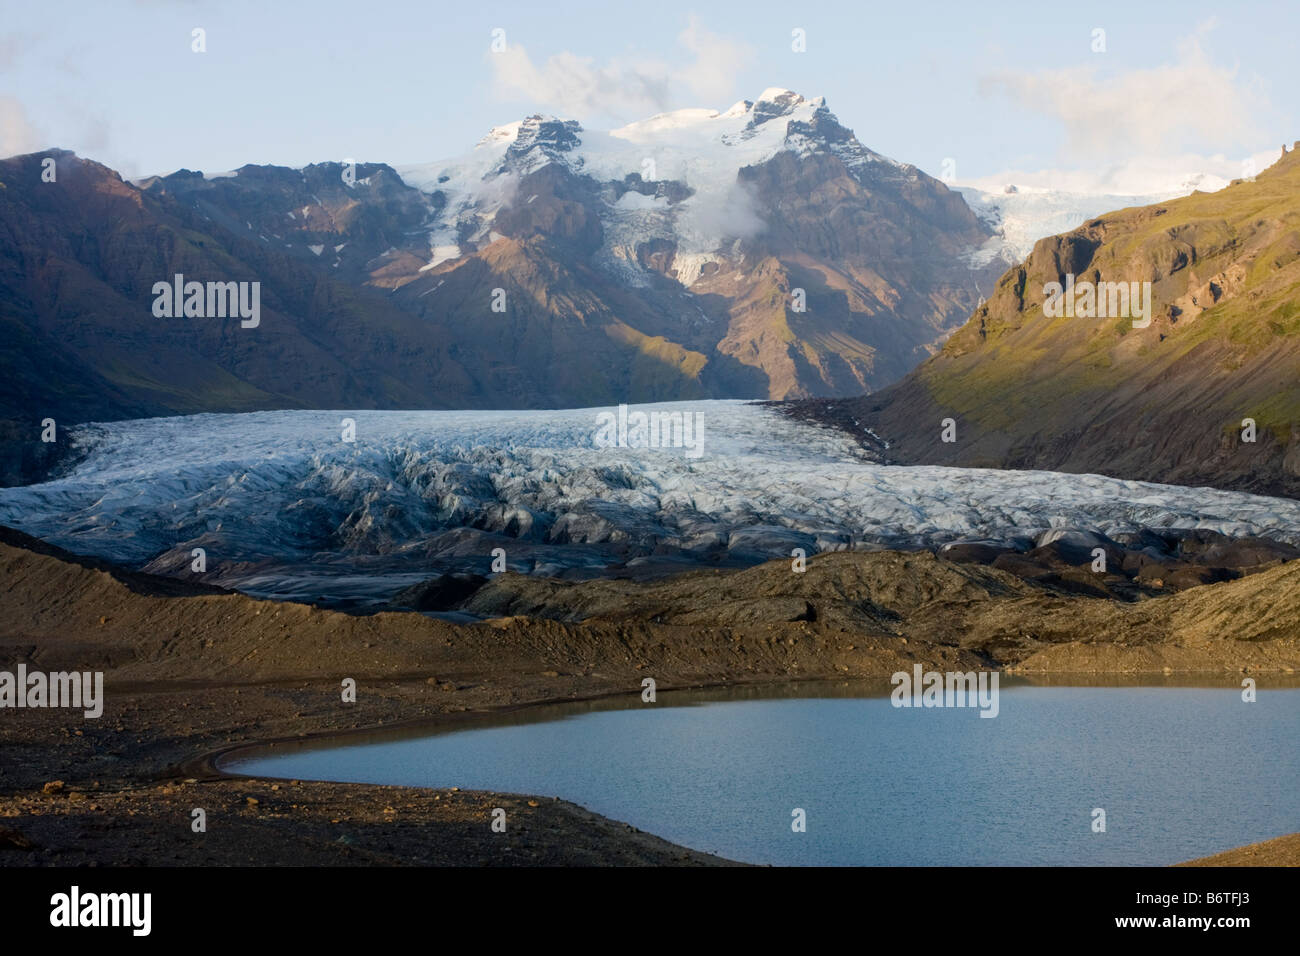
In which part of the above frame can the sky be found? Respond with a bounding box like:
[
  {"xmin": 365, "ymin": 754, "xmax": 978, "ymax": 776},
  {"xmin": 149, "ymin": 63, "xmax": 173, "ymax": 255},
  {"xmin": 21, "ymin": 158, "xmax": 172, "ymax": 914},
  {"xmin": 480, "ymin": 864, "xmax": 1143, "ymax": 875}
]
[{"xmin": 1, "ymin": 0, "xmax": 1295, "ymax": 191}]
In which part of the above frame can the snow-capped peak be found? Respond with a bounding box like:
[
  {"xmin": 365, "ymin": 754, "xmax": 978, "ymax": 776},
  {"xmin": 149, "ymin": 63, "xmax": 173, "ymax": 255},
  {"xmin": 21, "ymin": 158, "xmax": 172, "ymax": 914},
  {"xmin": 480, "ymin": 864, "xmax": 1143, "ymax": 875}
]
[
  {"xmin": 476, "ymin": 121, "xmax": 523, "ymax": 148},
  {"xmin": 395, "ymin": 90, "xmax": 909, "ymax": 282}
]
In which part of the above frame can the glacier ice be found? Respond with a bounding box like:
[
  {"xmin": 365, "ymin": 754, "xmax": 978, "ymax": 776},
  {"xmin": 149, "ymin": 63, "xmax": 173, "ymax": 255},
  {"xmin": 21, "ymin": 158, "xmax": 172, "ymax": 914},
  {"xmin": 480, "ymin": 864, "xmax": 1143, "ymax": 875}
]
[{"xmin": 2, "ymin": 400, "xmax": 1299, "ymax": 609}]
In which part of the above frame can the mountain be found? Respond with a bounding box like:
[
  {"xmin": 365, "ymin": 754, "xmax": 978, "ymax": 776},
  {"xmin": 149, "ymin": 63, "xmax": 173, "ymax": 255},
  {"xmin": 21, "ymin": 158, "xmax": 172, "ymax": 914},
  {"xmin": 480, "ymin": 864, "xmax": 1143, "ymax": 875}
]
[
  {"xmin": 0, "ymin": 149, "xmax": 487, "ymax": 482},
  {"xmin": 152, "ymin": 89, "xmax": 1003, "ymax": 398},
  {"xmin": 803, "ymin": 144, "xmax": 1300, "ymax": 498},
  {"xmin": 0, "ymin": 90, "xmax": 1003, "ymax": 469},
  {"xmin": 386, "ymin": 90, "xmax": 1003, "ymax": 396}
]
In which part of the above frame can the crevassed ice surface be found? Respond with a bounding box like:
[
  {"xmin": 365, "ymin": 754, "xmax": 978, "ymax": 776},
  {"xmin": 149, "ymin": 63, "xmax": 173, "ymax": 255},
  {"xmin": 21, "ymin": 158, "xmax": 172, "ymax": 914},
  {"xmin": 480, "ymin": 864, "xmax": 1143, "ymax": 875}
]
[{"xmin": 2, "ymin": 400, "xmax": 1299, "ymax": 608}]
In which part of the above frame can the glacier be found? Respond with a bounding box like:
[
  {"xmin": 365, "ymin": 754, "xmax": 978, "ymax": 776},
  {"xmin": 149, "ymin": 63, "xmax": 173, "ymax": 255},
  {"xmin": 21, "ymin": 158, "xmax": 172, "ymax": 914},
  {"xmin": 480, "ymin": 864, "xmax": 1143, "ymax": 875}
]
[{"xmin": 2, "ymin": 400, "xmax": 1299, "ymax": 609}]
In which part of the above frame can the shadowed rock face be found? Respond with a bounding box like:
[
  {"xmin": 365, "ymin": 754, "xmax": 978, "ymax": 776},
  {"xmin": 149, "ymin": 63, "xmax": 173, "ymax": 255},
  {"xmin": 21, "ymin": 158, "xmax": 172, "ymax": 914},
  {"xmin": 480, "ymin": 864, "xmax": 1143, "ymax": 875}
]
[
  {"xmin": 0, "ymin": 151, "xmax": 472, "ymax": 423},
  {"xmin": 794, "ymin": 144, "xmax": 1300, "ymax": 498}
]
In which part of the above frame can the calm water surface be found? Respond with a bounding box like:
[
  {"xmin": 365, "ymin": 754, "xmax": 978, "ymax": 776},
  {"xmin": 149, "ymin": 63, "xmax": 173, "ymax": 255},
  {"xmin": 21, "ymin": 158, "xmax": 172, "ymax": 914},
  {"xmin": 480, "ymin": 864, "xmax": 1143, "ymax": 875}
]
[{"xmin": 223, "ymin": 682, "xmax": 1300, "ymax": 865}]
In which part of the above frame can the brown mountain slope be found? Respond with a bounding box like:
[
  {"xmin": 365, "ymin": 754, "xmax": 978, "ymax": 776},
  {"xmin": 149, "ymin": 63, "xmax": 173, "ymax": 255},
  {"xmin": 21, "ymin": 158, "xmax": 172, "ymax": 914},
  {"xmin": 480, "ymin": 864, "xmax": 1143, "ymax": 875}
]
[
  {"xmin": 693, "ymin": 145, "xmax": 997, "ymax": 395},
  {"xmin": 803, "ymin": 143, "xmax": 1300, "ymax": 497},
  {"xmin": 0, "ymin": 151, "xmax": 474, "ymax": 419}
]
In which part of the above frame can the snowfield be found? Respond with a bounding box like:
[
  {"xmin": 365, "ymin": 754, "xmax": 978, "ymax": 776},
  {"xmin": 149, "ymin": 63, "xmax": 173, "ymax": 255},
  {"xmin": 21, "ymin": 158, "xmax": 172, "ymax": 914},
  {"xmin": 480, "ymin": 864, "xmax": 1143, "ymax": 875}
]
[{"xmin": 3, "ymin": 401, "xmax": 1299, "ymax": 607}]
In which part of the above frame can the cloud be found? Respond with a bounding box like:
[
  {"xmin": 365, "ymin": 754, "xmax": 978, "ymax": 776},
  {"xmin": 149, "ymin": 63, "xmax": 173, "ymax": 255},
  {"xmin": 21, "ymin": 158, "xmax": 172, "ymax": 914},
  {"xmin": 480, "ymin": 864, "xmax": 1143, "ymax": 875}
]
[
  {"xmin": 489, "ymin": 16, "xmax": 753, "ymax": 122},
  {"xmin": 679, "ymin": 180, "xmax": 766, "ymax": 249},
  {"xmin": 675, "ymin": 17, "xmax": 754, "ymax": 105},
  {"xmin": 955, "ymin": 147, "xmax": 1286, "ymax": 198},
  {"xmin": 0, "ymin": 97, "xmax": 44, "ymax": 157},
  {"xmin": 980, "ymin": 20, "xmax": 1269, "ymax": 164},
  {"xmin": 490, "ymin": 47, "xmax": 673, "ymax": 119}
]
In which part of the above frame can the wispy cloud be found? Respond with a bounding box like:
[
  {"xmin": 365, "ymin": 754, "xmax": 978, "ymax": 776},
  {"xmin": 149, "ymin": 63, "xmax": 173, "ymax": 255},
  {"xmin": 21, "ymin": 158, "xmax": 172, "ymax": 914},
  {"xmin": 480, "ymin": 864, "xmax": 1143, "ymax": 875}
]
[
  {"xmin": 674, "ymin": 17, "xmax": 754, "ymax": 105},
  {"xmin": 489, "ymin": 16, "xmax": 753, "ymax": 122},
  {"xmin": 954, "ymin": 147, "xmax": 1286, "ymax": 199},
  {"xmin": 0, "ymin": 97, "xmax": 44, "ymax": 156},
  {"xmin": 980, "ymin": 20, "xmax": 1269, "ymax": 166},
  {"xmin": 0, "ymin": 33, "xmax": 30, "ymax": 72}
]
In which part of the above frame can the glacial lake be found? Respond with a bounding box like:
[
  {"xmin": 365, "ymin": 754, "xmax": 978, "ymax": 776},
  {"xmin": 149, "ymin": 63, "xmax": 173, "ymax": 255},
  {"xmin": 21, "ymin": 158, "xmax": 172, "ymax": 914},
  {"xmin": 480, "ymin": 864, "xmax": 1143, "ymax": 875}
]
[{"xmin": 221, "ymin": 681, "xmax": 1300, "ymax": 866}]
